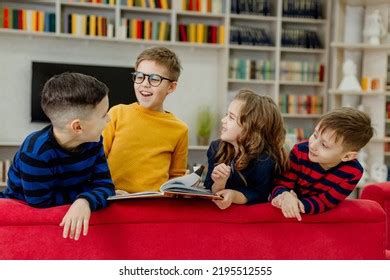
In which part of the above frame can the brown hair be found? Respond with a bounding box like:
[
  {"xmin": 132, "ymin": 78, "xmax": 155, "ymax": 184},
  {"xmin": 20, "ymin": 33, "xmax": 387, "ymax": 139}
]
[
  {"xmin": 41, "ymin": 72, "xmax": 108, "ymax": 125},
  {"xmin": 317, "ymin": 107, "xmax": 374, "ymax": 151},
  {"xmin": 215, "ymin": 89, "xmax": 289, "ymax": 177},
  {"xmin": 135, "ymin": 46, "xmax": 182, "ymax": 81}
]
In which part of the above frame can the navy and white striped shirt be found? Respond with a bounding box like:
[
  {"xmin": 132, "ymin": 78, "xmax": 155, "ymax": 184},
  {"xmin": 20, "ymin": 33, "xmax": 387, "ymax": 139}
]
[
  {"xmin": 271, "ymin": 141, "xmax": 363, "ymax": 214},
  {"xmin": 0, "ymin": 125, "xmax": 115, "ymax": 211}
]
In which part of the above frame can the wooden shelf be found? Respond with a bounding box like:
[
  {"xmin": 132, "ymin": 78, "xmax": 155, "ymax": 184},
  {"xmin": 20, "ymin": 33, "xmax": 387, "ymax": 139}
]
[
  {"xmin": 282, "ymin": 114, "xmax": 322, "ymax": 119},
  {"xmin": 0, "ymin": 142, "xmax": 20, "ymax": 146},
  {"xmin": 371, "ymin": 137, "xmax": 390, "ymax": 143},
  {"xmin": 282, "ymin": 17, "xmax": 327, "ymax": 24},
  {"xmin": 331, "ymin": 42, "xmax": 390, "ymax": 51},
  {"xmin": 280, "ymin": 81, "xmax": 324, "ymax": 86},
  {"xmin": 230, "ymin": 14, "xmax": 277, "ymax": 22},
  {"xmin": 280, "ymin": 47, "xmax": 326, "ymax": 54},
  {"xmin": 340, "ymin": 0, "xmax": 390, "ymax": 7},
  {"xmin": 228, "ymin": 79, "xmax": 275, "ymax": 85},
  {"xmin": 229, "ymin": 45, "xmax": 275, "ymax": 51},
  {"xmin": 120, "ymin": 6, "xmax": 172, "ymax": 14},
  {"xmin": 329, "ymin": 89, "xmax": 389, "ymax": 96},
  {"xmin": 188, "ymin": 145, "xmax": 208, "ymax": 151},
  {"xmin": 61, "ymin": 2, "xmax": 116, "ymax": 10},
  {"xmin": 176, "ymin": 11, "xmax": 225, "ymax": 19}
]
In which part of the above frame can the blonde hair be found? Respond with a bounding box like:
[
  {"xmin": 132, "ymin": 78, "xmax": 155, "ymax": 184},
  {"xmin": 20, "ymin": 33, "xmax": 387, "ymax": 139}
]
[
  {"xmin": 135, "ymin": 46, "xmax": 182, "ymax": 81},
  {"xmin": 317, "ymin": 107, "xmax": 374, "ymax": 151},
  {"xmin": 215, "ymin": 89, "xmax": 289, "ymax": 178}
]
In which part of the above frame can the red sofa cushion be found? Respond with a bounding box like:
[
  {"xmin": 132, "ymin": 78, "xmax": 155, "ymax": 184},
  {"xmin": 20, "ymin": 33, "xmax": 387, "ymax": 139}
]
[{"xmin": 0, "ymin": 198, "xmax": 386, "ymax": 259}]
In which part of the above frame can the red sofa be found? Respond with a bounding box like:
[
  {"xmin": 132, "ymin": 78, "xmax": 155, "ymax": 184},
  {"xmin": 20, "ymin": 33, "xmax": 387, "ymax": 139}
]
[
  {"xmin": 360, "ymin": 182, "xmax": 390, "ymax": 259},
  {"xmin": 0, "ymin": 197, "xmax": 386, "ymax": 260}
]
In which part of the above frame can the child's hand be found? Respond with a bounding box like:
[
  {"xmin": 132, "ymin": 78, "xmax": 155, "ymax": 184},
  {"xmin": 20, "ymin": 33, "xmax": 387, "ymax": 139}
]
[
  {"xmin": 271, "ymin": 190, "xmax": 299, "ymax": 208},
  {"xmin": 271, "ymin": 194, "xmax": 283, "ymax": 208},
  {"xmin": 59, "ymin": 198, "xmax": 91, "ymax": 241},
  {"xmin": 279, "ymin": 192, "xmax": 305, "ymax": 221},
  {"xmin": 213, "ymin": 189, "xmax": 234, "ymax": 210},
  {"xmin": 211, "ymin": 163, "xmax": 231, "ymax": 191}
]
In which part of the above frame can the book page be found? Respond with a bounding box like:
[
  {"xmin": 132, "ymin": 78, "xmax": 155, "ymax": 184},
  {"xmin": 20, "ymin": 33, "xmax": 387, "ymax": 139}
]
[
  {"xmin": 163, "ymin": 191, "xmax": 222, "ymax": 200},
  {"xmin": 107, "ymin": 191, "xmax": 164, "ymax": 200},
  {"xmin": 160, "ymin": 172, "xmax": 201, "ymax": 190}
]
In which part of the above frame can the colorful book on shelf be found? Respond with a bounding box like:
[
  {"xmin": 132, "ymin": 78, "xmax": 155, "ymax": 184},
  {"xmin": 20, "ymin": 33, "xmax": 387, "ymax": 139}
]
[
  {"xmin": 0, "ymin": 8, "xmax": 3, "ymax": 28},
  {"xmin": 107, "ymin": 165, "xmax": 222, "ymax": 200},
  {"xmin": 160, "ymin": 0, "xmax": 169, "ymax": 9}
]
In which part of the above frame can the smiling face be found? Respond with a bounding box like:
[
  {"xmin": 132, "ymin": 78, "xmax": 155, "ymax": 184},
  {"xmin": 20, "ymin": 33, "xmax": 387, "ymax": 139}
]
[
  {"xmin": 134, "ymin": 60, "xmax": 177, "ymax": 112},
  {"xmin": 308, "ymin": 124, "xmax": 357, "ymax": 170},
  {"xmin": 220, "ymin": 99, "xmax": 244, "ymax": 148}
]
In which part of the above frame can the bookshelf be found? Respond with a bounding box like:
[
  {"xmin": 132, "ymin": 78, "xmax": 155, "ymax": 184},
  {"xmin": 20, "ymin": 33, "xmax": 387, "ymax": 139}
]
[
  {"xmin": 226, "ymin": 0, "xmax": 331, "ymax": 144},
  {"xmin": 329, "ymin": 0, "xmax": 390, "ymax": 188},
  {"xmin": 0, "ymin": 0, "xmax": 331, "ymax": 151}
]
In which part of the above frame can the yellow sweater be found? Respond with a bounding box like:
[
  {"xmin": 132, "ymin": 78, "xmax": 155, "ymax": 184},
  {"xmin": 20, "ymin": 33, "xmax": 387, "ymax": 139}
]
[{"xmin": 103, "ymin": 103, "xmax": 188, "ymax": 193}]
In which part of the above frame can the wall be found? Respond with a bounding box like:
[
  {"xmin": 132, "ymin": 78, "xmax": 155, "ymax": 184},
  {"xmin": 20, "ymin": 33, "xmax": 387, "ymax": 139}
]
[{"xmin": 0, "ymin": 33, "xmax": 221, "ymax": 145}]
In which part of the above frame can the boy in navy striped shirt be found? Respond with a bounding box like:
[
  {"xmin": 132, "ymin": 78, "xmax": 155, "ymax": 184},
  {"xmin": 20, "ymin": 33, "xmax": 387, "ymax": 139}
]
[
  {"xmin": 0, "ymin": 72, "xmax": 115, "ymax": 240},
  {"xmin": 271, "ymin": 107, "xmax": 374, "ymax": 221}
]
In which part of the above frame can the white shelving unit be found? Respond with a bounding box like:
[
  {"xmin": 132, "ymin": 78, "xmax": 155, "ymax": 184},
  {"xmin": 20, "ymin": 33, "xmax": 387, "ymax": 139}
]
[
  {"xmin": 330, "ymin": 0, "xmax": 390, "ymax": 187},
  {"xmin": 226, "ymin": 0, "xmax": 331, "ymax": 142},
  {"xmin": 0, "ymin": 0, "xmax": 331, "ymax": 161}
]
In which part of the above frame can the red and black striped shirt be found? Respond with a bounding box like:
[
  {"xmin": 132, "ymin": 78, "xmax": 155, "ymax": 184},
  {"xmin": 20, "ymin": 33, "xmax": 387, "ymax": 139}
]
[{"xmin": 271, "ymin": 141, "xmax": 363, "ymax": 214}]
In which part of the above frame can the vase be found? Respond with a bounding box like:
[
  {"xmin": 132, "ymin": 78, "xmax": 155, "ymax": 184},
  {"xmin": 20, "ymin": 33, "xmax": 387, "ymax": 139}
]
[{"xmin": 197, "ymin": 136, "xmax": 209, "ymax": 146}]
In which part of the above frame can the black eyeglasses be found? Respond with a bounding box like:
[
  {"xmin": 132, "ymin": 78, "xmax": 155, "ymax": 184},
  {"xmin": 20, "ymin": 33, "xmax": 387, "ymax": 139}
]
[{"xmin": 131, "ymin": 71, "xmax": 174, "ymax": 87}]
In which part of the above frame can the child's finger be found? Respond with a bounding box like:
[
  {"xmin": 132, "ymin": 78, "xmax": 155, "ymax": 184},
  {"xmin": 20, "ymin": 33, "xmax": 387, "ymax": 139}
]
[
  {"xmin": 69, "ymin": 219, "xmax": 76, "ymax": 239},
  {"xmin": 83, "ymin": 218, "xmax": 89, "ymax": 236},
  {"xmin": 298, "ymin": 201, "xmax": 305, "ymax": 213},
  {"xmin": 62, "ymin": 219, "xmax": 70, "ymax": 238},
  {"xmin": 295, "ymin": 211, "xmax": 302, "ymax": 221},
  {"xmin": 74, "ymin": 219, "xmax": 83, "ymax": 241}
]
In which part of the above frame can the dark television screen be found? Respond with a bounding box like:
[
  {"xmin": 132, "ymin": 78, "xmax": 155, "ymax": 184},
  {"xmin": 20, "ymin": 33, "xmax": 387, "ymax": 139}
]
[{"xmin": 31, "ymin": 61, "xmax": 136, "ymax": 122}]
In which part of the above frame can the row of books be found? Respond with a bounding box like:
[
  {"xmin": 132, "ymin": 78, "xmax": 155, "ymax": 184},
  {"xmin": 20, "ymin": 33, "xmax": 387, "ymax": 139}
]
[
  {"xmin": 280, "ymin": 61, "xmax": 324, "ymax": 82},
  {"xmin": 229, "ymin": 58, "xmax": 274, "ymax": 80},
  {"xmin": 282, "ymin": 0, "xmax": 322, "ymax": 19},
  {"xmin": 182, "ymin": 0, "xmax": 223, "ymax": 14},
  {"xmin": 126, "ymin": 0, "xmax": 169, "ymax": 9},
  {"xmin": 177, "ymin": 23, "xmax": 224, "ymax": 44},
  {"xmin": 67, "ymin": 0, "xmax": 116, "ymax": 4},
  {"xmin": 118, "ymin": 18, "xmax": 170, "ymax": 41},
  {"xmin": 279, "ymin": 94, "xmax": 323, "ymax": 115},
  {"xmin": 230, "ymin": 26, "xmax": 272, "ymax": 46},
  {"xmin": 386, "ymin": 101, "xmax": 390, "ymax": 120},
  {"xmin": 64, "ymin": 14, "xmax": 114, "ymax": 37},
  {"xmin": 0, "ymin": 7, "xmax": 56, "ymax": 32},
  {"xmin": 281, "ymin": 29, "xmax": 322, "ymax": 49},
  {"xmin": 231, "ymin": 0, "xmax": 271, "ymax": 15},
  {"xmin": 0, "ymin": 160, "xmax": 11, "ymax": 184},
  {"xmin": 286, "ymin": 127, "xmax": 311, "ymax": 146}
]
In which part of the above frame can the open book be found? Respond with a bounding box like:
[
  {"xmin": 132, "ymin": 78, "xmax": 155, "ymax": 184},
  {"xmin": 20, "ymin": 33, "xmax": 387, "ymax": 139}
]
[{"xmin": 107, "ymin": 165, "xmax": 222, "ymax": 201}]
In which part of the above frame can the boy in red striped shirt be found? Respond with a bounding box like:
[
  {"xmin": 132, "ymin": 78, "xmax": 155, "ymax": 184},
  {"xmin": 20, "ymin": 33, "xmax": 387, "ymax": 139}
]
[{"xmin": 271, "ymin": 107, "xmax": 374, "ymax": 220}]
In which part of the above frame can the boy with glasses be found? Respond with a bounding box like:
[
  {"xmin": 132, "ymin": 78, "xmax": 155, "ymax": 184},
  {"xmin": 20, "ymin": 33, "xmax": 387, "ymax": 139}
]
[{"xmin": 103, "ymin": 47, "xmax": 188, "ymax": 193}]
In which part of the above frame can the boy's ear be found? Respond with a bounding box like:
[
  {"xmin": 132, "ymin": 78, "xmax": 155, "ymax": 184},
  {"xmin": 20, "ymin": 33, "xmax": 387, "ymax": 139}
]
[
  {"xmin": 69, "ymin": 119, "xmax": 82, "ymax": 134},
  {"xmin": 166, "ymin": 81, "xmax": 177, "ymax": 95},
  {"xmin": 341, "ymin": 151, "xmax": 358, "ymax": 162}
]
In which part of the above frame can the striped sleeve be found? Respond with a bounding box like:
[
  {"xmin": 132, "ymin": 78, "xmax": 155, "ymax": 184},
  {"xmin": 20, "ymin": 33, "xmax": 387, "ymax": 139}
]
[
  {"xmin": 76, "ymin": 145, "xmax": 115, "ymax": 211},
  {"xmin": 300, "ymin": 166, "xmax": 362, "ymax": 214},
  {"xmin": 15, "ymin": 151, "xmax": 57, "ymax": 208},
  {"xmin": 271, "ymin": 145, "xmax": 300, "ymax": 199}
]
